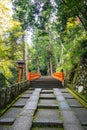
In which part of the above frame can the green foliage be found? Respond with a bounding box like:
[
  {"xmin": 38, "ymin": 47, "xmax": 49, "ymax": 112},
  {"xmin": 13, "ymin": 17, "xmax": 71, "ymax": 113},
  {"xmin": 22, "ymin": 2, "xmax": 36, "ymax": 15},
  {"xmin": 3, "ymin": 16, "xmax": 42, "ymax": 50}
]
[
  {"xmin": 5, "ymin": 25, "xmax": 24, "ymax": 60},
  {"xmin": 0, "ymin": 0, "xmax": 25, "ymax": 88},
  {"xmin": 1, "ymin": 0, "xmax": 87, "ymax": 91},
  {"xmin": 13, "ymin": 0, "xmax": 53, "ymax": 29}
]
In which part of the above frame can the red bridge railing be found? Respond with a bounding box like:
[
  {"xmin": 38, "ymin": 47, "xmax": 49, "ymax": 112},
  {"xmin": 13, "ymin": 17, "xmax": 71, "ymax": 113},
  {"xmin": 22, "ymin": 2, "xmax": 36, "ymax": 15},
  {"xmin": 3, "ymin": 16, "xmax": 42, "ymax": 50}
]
[
  {"xmin": 28, "ymin": 72, "xmax": 41, "ymax": 81},
  {"xmin": 52, "ymin": 70, "xmax": 64, "ymax": 86},
  {"xmin": 52, "ymin": 72, "xmax": 64, "ymax": 81}
]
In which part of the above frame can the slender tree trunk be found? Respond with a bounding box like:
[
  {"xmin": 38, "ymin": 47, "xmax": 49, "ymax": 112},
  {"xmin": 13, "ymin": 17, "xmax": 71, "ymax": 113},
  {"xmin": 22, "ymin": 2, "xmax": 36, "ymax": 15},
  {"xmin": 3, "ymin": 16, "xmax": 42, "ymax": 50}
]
[
  {"xmin": 25, "ymin": 42, "xmax": 28, "ymax": 80},
  {"xmin": 22, "ymin": 35, "xmax": 26, "ymax": 80},
  {"xmin": 50, "ymin": 56, "xmax": 53, "ymax": 75},
  {"xmin": 47, "ymin": 64, "xmax": 50, "ymax": 76},
  {"xmin": 78, "ymin": 15, "xmax": 87, "ymax": 31},
  {"xmin": 54, "ymin": 53, "xmax": 59, "ymax": 67},
  {"xmin": 60, "ymin": 43, "xmax": 64, "ymax": 65},
  {"xmin": 22, "ymin": 34, "xmax": 29, "ymax": 80}
]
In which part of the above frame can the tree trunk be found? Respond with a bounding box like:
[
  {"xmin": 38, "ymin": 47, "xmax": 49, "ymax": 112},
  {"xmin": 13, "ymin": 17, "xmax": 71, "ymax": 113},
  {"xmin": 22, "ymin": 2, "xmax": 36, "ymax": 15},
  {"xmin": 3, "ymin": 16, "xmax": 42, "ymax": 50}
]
[
  {"xmin": 25, "ymin": 42, "xmax": 28, "ymax": 80},
  {"xmin": 78, "ymin": 15, "xmax": 87, "ymax": 31},
  {"xmin": 50, "ymin": 56, "xmax": 53, "ymax": 75},
  {"xmin": 22, "ymin": 35, "xmax": 26, "ymax": 80},
  {"xmin": 54, "ymin": 53, "xmax": 59, "ymax": 67}
]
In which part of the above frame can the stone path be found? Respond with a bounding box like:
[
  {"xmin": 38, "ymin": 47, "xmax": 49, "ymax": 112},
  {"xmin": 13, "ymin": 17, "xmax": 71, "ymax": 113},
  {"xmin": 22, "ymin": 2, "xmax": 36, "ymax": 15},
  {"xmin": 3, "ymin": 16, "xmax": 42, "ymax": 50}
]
[{"xmin": 0, "ymin": 87, "xmax": 87, "ymax": 130}]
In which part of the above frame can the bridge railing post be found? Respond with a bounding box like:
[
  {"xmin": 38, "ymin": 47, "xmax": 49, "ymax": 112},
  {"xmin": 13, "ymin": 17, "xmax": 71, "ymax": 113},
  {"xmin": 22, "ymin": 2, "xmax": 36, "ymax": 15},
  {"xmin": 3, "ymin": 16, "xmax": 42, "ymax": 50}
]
[
  {"xmin": 28, "ymin": 72, "xmax": 31, "ymax": 81},
  {"xmin": 61, "ymin": 69, "xmax": 65, "ymax": 87}
]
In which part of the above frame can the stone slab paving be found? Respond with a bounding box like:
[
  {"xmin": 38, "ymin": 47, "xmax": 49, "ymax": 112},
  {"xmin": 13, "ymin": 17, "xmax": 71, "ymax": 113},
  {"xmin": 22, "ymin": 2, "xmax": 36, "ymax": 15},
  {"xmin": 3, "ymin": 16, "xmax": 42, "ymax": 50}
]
[
  {"xmin": 38, "ymin": 99, "xmax": 58, "ymax": 108},
  {"xmin": 40, "ymin": 94, "xmax": 56, "ymax": 99},
  {"xmin": 40, "ymin": 94, "xmax": 55, "ymax": 97},
  {"xmin": 19, "ymin": 109, "xmax": 34, "ymax": 117},
  {"xmin": 53, "ymin": 88, "xmax": 63, "ymax": 96},
  {"xmin": 66, "ymin": 99, "xmax": 83, "ymax": 108},
  {"xmin": 24, "ymin": 91, "xmax": 33, "ymax": 94},
  {"xmin": 41, "ymin": 90, "xmax": 53, "ymax": 93},
  {"xmin": 11, "ymin": 88, "xmax": 41, "ymax": 130},
  {"xmin": 54, "ymin": 88, "xmax": 84, "ymax": 130},
  {"xmin": 58, "ymin": 101, "xmax": 71, "ymax": 110},
  {"xmin": 0, "ymin": 86, "xmax": 86, "ymax": 130},
  {"xmin": 61, "ymin": 110, "xmax": 84, "ymax": 130},
  {"xmin": 62, "ymin": 93, "xmax": 74, "ymax": 99},
  {"xmin": 0, "ymin": 108, "xmax": 22, "ymax": 126},
  {"xmin": 33, "ymin": 109, "xmax": 63, "ymax": 127},
  {"xmin": 28, "ymin": 95, "xmax": 39, "ymax": 101},
  {"xmin": 0, "ymin": 118, "xmax": 15, "ymax": 125},
  {"xmin": 24, "ymin": 101, "xmax": 39, "ymax": 110},
  {"xmin": 72, "ymin": 107, "xmax": 87, "ymax": 126},
  {"xmin": 60, "ymin": 89, "xmax": 69, "ymax": 93},
  {"xmin": 20, "ymin": 93, "xmax": 31, "ymax": 98},
  {"xmin": 38, "ymin": 99, "xmax": 57, "ymax": 106},
  {"xmin": 24, "ymin": 89, "xmax": 41, "ymax": 110},
  {"xmin": 12, "ymin": 98, "xmax": 27, "ymax": 107},
  {"xmin": 56, "ymin": 96, "xmax": 66, "ymax": 102},
  {"xmin": 63, "ymin": 124, "xmax": 84, "ymax": 130},
  {"xmin": 28, "ymin": 90, "xmax": 34, "ymax": 93},
  {"xmin": 0, "ymin": 108, "xmax": 22, "ymax": 119},
  {"xmin": 61, "ymin": 110, "xmax": 80, "ymax": 124},
  {"xmin": 29, "ymin": 88, "xmax": 35, "ymax": 91},
  {"xmin": 11, "ymin": 115, "xmax": 33, "ymax": 130}
]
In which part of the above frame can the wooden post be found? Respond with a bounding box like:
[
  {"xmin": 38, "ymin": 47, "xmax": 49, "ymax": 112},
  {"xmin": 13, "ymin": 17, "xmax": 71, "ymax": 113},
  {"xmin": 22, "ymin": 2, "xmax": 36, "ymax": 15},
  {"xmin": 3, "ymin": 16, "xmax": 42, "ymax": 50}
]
[
  {"xmin": 28, "ymin": 72, "xmax": 31, "ymax": 81},
  {"xmin": 61, "ymin": 69, "xmax": 64, "ymax": 86},
  {"xmin": 17, "ymin": 60, "xmax": 25, "ymax": 83},
  {"xmin": 18, "ymin": 67, "xmax": 23, "ymax": 83}
]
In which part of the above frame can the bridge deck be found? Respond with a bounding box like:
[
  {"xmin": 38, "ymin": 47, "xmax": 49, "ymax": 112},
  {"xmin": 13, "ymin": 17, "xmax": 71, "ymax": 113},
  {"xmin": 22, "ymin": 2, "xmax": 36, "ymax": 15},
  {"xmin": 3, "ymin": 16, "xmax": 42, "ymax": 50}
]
[{"xmin": 0, "ymin": 77, "xmax": 87, "ymax": 130}]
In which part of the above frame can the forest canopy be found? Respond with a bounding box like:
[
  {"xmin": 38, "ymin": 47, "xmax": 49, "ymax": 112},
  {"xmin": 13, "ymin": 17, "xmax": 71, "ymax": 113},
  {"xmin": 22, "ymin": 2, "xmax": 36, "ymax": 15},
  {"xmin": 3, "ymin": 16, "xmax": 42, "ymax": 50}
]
[{"xmin": 0, "ymin": 0, "xmax": 87, "ymax": 92}]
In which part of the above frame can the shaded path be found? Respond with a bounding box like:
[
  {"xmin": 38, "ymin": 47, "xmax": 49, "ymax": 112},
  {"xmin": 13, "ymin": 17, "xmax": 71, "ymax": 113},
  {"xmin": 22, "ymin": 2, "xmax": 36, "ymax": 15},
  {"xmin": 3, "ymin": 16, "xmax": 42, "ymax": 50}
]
[{"xmin": 0, "ymin": 76, "xmax": 87, "ymax": 130}]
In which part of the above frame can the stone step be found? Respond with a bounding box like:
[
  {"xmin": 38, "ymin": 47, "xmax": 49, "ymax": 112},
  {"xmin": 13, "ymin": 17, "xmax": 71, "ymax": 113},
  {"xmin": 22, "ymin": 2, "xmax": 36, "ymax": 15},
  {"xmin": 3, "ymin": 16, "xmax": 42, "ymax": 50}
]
[
  {"xmin": 38, "ymin": 99, "xmax": 58, "ymax": 109},
  {"xmin": 40, "ymin": 94, "xmax": 56, "ymax": 99},
  {"xmin": 33, "ymin": 109, "xmax": 63, "ymax": 127},
  {"xmin": 30, "ymin": 85, "xmax": 62, "ymax": 89},
  {"xmin": 66, "ymin": 99, "xmax": 83, "ymax": 108},
  {"xmin": 0, "ymin": 82, "xmax": 86, "ymax": 130},
  {"xmin": 28, "ymin": 88, "xmax": 35, "ymax": 91},
  {"xmin": 62, "ymin": 93, "xmax": 75, "ymax": 99},
  {"xmin": 24, "ymin": 90, "xmax": 33, "ymax": 94},
  {"xmin": 41, "ymin": 90, "xmax": 53, "ymax": 93},
  {"xmin": 69, "ymin": 105, "xmax": 84, "ymax": 108},
  {"xmin": 33, "ymin": 120, "xmax": 63, "ymax": 127},
  {"xmin": 72, "ymin": 107, "xmax": 87, "ymax": 126},
  {"xmin": 0, "ymin": 118, "xmax": 15, "ymax": 125},
  {"xmin": 40, "ymin": 97, "xmax": 56, "ymax": 99},
  {"xmin": 11, "ymin": 88, "xmax": 41, "ymax": 130},
  {"xmin": 30, "ymin": 77, "xmax": 62, "ymax": 88},
  {"xmin": 38, "ymin": 104, "xmax": 58, "ymax": 109},
  {"xmin": 12, "ymin": 98, "xmax": 27, "ymax": 107},
  {"xmin": 20, "ymin": 93, "xmax": 31, "ymax": 98},
  {"xmin": 0, "ymin": 107, "xmax": 22, "ymax": 119},
  {"xmin": 60, "ymin": 89, "xmax": 69, "ymax": 93}
]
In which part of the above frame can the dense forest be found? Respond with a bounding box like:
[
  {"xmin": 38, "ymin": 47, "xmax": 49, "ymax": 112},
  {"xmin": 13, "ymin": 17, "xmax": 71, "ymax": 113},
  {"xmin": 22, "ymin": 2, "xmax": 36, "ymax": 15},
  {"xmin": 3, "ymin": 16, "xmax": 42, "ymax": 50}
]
[{"xmin": 0, "ymin": 0, "xmax": 87, "ymax": 99}]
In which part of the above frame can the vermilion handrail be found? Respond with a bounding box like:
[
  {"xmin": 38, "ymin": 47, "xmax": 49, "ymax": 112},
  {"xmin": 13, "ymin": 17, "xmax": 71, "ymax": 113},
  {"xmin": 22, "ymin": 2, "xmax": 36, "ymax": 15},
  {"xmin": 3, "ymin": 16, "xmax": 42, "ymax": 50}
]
[
  {"xmin": 52, "ymin": 72, "xmax": 64, "ymax": 82},
  {"xmin": 28, "ymin": 72, "xmax": 41, "ymax": 81}
]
